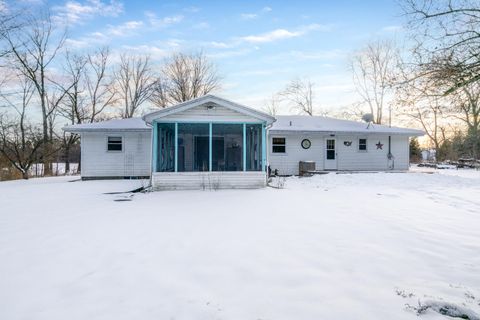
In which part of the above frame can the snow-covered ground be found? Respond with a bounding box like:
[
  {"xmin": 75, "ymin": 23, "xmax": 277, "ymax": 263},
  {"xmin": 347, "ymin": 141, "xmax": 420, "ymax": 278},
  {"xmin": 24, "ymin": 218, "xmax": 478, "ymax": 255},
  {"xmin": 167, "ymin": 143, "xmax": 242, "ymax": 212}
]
[{"xmin": 1, "ymin": 170, "xmax": 479, "ymax": 320}]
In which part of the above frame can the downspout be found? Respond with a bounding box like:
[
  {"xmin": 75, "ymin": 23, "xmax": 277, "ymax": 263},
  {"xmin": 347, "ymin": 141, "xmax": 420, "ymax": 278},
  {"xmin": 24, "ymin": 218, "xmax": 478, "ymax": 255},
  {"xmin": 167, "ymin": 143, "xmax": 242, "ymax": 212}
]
[
  {"xmin": 265, "ymin": 122, "xmax": 274, "ymax": 177},
  {"xmin": 387, "ymin": 135, "xmax": 395, "ymax": 170}
]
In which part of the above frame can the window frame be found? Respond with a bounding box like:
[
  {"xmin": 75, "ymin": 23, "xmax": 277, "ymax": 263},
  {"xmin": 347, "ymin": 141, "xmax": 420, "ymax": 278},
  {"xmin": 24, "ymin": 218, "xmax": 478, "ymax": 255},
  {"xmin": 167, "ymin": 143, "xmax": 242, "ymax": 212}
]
[
  {"xmin": 358, "ymin": 138, "xmax": 368, "ymax": 152},
  {"xmin": 272, "ymin": 137, "xmax": 286, "ymax": 154},
  {"xmin": 107, "ymin": 136, "xmax": 123, "ymax": 152}
]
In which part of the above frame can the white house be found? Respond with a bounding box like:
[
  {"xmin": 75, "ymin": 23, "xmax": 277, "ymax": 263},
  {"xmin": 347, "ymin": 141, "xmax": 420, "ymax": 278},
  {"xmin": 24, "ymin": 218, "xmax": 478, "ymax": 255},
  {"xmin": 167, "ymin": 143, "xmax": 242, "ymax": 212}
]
[
  {"xmin": 268, "ymin": 115, "xmax": 421, "ymax": 175},
  {"xmin": 63, "ymin": 95, "xmax": 423, "ymax": 189}
]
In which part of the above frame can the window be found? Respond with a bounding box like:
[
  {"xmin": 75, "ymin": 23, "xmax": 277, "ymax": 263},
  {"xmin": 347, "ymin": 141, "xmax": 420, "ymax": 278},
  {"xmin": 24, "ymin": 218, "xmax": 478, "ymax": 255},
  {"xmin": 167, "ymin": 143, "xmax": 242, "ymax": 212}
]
[
  {"xmin": 326, "ymin": 139, "xmax": 335, "ymax": 159},
  {"xmin": 107, "ymin": 136, "xmax": 122, "ymax": 151},
  {"xmin": 272, "ymin": 137, "xmax": 286, "ymax": 153},
  {"xmin": 358, "ymin": 138, "xmax": 367, "ymax": 151}
]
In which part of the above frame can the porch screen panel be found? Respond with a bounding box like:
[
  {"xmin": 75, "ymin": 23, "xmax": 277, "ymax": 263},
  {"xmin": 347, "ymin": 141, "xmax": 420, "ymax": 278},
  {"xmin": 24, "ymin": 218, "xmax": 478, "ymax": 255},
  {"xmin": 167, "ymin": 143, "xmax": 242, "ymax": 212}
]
[
  {"xmin": 212, "ymin": 124, "xmax": 243, "ymax": 171},
  {"xmin": 157, "ymin": 123, "xmax": 175, "ymax": 172},
  {"xmin": 246, "ymin": 124, "xmax": 262, "ymax": 171},
  {"xmin": 177, "ymin": 123, "xmax": 209, "ymax": 172}
]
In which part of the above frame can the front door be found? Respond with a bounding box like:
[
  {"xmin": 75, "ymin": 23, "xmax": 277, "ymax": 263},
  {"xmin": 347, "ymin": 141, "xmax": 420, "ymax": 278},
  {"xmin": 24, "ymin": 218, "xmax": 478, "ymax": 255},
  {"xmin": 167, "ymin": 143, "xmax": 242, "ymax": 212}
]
[
  {"xmin": 194, "ymin": 136, "xmax": 209, "ymax": 171},
  {"xmin": 324, "ymin": 138, "xmax": 337, "ymax": 170}
]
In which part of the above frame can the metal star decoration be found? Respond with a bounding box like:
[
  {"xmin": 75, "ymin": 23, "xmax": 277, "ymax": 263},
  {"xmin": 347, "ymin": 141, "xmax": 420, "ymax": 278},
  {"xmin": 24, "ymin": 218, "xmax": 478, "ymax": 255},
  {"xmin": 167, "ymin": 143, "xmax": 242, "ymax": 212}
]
[{"xmin": 376, "ymin": 141, "xmax": 384, "ymax": 150}]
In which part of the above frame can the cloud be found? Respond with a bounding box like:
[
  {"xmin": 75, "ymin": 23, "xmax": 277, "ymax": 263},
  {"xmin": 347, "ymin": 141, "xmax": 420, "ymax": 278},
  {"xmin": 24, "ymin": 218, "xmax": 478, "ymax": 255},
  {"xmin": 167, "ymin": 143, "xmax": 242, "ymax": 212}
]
[
  {"xmin": 240, "ymin": 13, "xmax": 258, "ymax": 20},
  {"xmin": 65, "ymin": 20, "xmax": 144, "ymax": 49},
  {"xmin": 209, "ymin": 41, "xmax": 232, "ymax": 49},
  {"xmin": 53, "ymin": 0, "xmax": 123, "ymax": 25},
  {"xmin": 121, "ymin": 45, "xmax": 168, "ymax": 58},
  {"xmin": 381, "ymin": 25, "xmax": 403, "ymax": 33},
  {"xmin": 241, "ymin": 24, "xmax": 330, "ymax": 43},
  {"xmin": 240, "ymin": 6, "xmax": 273, "ymax": 20},
  {"xmin": 0, "ymin": 1, "xmax": 7, "ymax": 13},
  {"xmin": 207, "ymin": 47, "xmax": 259, "ymax": 59},
  {"xmin": 145, "ymin": 12, "xmax": 184, "ymax": 28},
  {"xmin": 107, "ymin": 20, "xmax": 143, "ymax": 36},
  {"xmin": 288, "ymin": 49, "xmax": 346, "ymax": 60},
  {"xmin": 193, "ymin": 22, "xmax": 209, "ymax": 29}
]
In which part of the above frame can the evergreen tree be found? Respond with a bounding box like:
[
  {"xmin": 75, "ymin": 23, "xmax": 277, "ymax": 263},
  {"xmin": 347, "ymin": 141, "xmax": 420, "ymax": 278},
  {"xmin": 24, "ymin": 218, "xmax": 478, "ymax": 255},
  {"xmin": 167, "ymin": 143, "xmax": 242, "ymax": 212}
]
[{"xmin": 409, "ymin": 137, "xmax": 422, "ymax": 163}]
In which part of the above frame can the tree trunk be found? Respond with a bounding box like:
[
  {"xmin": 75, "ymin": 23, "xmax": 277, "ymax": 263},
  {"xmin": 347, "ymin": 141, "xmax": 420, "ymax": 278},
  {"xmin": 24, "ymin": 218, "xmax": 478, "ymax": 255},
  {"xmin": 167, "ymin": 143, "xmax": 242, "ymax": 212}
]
[{"xmin": 64, "ymin": 144, "xmax": 70, "ymax": 174}]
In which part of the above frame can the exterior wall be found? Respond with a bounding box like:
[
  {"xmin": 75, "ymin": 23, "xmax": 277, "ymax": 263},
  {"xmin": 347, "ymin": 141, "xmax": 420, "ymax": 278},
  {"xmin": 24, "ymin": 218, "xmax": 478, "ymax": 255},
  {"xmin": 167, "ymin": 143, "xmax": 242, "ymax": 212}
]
[
  {"xmin": 80, "ymin": 131, "xmax": 151, "ymax": 178},
  {"xmin": 152, "ymin": 172, "xmax": 266, "ymax": 190},
  {"xmin": 268, "ymin": 132, "xmax": 411, "ymax": 175},
  {"xmin": 268, "ymin": 132, "xmax": 325, "ymax": 176},
  {"xmin": 160, "ymin": 104, "xmax": 262, "ymax": 123},
  {"xmin": 336, "ymin": 134, "xmax": 409, "ymax": 170}
]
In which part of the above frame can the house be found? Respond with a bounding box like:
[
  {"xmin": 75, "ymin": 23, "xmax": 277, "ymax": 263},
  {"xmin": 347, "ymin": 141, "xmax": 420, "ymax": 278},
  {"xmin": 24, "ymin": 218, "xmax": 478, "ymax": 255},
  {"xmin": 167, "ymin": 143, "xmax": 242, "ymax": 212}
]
[
  {"xmin": 269, "ymin": 115, "xmax": 423, "ymax": 175},
  {"xmin": 63, "ymin": 95, "xmax": 423, "ymax": 189}
]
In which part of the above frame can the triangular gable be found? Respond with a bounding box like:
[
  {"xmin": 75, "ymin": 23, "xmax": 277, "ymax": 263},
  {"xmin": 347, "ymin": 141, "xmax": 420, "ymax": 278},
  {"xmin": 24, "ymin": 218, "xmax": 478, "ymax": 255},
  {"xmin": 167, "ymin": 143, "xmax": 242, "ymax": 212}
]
[{"xmin": 143, "ymin": 94, "xmax": 275, "ymax": 124}]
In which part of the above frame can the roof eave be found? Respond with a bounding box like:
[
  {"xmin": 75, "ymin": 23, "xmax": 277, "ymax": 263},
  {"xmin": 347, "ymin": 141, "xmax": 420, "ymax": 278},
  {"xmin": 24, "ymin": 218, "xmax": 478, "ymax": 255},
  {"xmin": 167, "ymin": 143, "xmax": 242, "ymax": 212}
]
[
  {"xmin": 269, "ymin": 129, "xmax": 424, "ymax": 136},
  {"xmin": 62, "ymin": 127, "xmax": 151, "ymax": 133},
  {"xmin": 143, "ymin": 95, "xmax": 276, "ymax": 124}
]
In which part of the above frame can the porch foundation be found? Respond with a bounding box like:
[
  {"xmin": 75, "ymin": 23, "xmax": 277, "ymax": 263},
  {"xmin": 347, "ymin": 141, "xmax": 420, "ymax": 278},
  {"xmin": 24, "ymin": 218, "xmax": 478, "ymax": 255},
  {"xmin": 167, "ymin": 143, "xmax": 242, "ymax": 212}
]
[{"xmin": 152, "ymin": 171, "xmax": 267, "ymax": 190}]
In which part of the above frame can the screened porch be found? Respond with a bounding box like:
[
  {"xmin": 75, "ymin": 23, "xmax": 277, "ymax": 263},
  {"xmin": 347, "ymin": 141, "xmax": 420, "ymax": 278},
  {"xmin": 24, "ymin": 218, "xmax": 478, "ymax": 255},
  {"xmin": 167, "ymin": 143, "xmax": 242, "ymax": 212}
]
[{"xmin": 152, "ymin": 122, "xmax": 266, "ymax": 174}]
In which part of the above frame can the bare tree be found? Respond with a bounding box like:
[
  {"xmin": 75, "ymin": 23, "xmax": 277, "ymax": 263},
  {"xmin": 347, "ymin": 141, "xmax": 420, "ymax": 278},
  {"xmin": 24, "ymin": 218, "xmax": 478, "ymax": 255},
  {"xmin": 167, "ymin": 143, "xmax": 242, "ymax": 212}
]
[
  {"xmin": 84, "ymin": 48, "xmax": 118, "ymax": 122},
  {"xmin": 395, "ymin": 64, "xmax": 451, "ymax": 156},
  {"xmin": 57, "ymin": 52, "xmax": 86, "ymax": 173},
  {"xmin": 0, "ymin": 11, "xmax": 66, "ymax": 174},
  {"xmin": 0, "ymin": 76, "xmax": 43, "ymax": 179},
  {"xmin": 56, "ymin": 48, "xmax": 117, "ymax": 172},
  {"xmin": 263, "ymin": 93, "xmax": 280, "ymax": 117},
  {"xmin": 151, "ymin": 51, "xmax": 221, "ymax": 107},
  {"xmin": 115, "ymin": 53, "xmax": 155, "ymax": 118},
  {"xmin": 414, "ymin": 53, "xmax": 480, "ymax": 157},
  {"xmin": 402, "ymin": 0, "xmax": 480, "ymax": 90},
  {"xmin": 280, "ymin": 77, "xmax": 316, "ymax": 116},
  {"xmin": 150, "ymin": 75, "xmax": 169, "ymax": 108},
  {"xmin": 351, "ymin": 40, "xmax": 399, "ymax": 125}
]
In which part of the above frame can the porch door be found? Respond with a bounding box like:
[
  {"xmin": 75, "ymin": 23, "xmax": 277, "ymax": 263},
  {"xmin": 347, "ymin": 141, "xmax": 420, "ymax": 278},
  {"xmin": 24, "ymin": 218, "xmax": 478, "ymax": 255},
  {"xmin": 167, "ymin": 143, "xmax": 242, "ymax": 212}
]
[
  {"xmin": 324, "ymin": 138, "xmax": 337, "ymax": 170},
  {"xmin": 194, "ymin": 136, "xmax": 209, "ymax": 171}
]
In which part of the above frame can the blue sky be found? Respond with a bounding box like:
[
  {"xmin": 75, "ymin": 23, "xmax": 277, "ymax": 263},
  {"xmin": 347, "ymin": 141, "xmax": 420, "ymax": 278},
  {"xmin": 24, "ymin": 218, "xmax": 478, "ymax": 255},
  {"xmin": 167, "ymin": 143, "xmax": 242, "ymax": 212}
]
[{"xmin": 21, "ymin": 0, "xmax": 405, "ymax": 113}]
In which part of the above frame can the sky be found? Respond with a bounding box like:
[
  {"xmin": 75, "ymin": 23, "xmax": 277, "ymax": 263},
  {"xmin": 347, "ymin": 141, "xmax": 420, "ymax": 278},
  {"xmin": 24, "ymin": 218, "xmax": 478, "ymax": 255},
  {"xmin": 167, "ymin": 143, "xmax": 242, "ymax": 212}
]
[{"xmin": 9, "ymin": 0, "xmax": 407, "ymax": 115}]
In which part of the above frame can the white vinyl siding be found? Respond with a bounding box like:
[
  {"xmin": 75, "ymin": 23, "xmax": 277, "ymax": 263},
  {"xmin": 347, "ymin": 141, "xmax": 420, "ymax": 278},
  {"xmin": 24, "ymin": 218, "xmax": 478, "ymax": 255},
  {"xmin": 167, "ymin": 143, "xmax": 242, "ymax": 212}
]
[
  {"xmin": 268, "ymin": 132, "xmax": 411, "ymax": 175},
  {"xmin": 161, "ymin": 104, "xmax": 261, "ymax": 123},
  {"xmin": 268, "ymin": 133, "xmax": 325, "ymax": 175},
  {"xmin": 336, "ymin": 135, "xmax": 409, "ymax": 171},
  {"xmin": 152, "ymin": 171, "xmax": 266, "ymax": 190},
  {"xmin": 81, "ymin": 131, "xmax": 151, "ymax": 178}
]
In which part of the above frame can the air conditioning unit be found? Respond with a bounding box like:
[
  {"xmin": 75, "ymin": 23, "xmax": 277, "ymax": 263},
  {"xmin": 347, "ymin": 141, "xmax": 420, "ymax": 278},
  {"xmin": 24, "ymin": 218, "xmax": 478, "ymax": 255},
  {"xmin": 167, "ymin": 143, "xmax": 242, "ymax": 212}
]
[{"xmin": 299, "ymin": 161, "xmax": 315, "ymax": 176}]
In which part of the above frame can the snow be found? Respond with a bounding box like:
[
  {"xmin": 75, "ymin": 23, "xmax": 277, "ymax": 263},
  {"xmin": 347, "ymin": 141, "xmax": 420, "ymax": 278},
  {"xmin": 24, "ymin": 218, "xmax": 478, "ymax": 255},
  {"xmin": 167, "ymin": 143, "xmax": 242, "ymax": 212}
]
[
  {"xmin": 1, "ymin": 170, "xmax": 479, "ymax": 319},
  {"xmin": 271, "ymin": 115, "xmax": 424, "ymax": 135},
  {"xmin": 29, "ymin": 163, "xmax": 79, "ymax": 176},
  {"xmin": 63, "ymin": 117, "xmax": 150, "ymax": 132}
]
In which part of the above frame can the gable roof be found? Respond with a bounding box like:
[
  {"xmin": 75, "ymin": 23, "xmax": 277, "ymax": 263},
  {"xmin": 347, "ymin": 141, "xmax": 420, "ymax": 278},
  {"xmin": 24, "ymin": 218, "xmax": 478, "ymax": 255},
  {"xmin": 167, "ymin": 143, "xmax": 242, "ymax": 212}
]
[
  {"xmin": 63, "ymin": 117, "xmax": 150, "ymax": 133},
  {"xmin": 270, "ymin": 115, "xmax": 424, "ymax": 136},
  {"xmin": 142, "ymin": 94, "xmax": 276, "ymax": 124}
]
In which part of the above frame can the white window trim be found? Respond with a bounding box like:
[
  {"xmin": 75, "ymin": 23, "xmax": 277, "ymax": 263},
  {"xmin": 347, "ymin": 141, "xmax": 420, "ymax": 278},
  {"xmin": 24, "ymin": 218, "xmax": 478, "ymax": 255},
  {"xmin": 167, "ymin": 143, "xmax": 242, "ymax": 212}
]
[
  {"xmin": 271, "ymin": 136, "xmax": 287, "ymax": 155},
  {"xmin": 106, "ymin": 135, "xmax": 124, "ymax": 153},
  {"xmin": 358, "ymin": 137, "xmax": 368, "ymax": 152}
]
